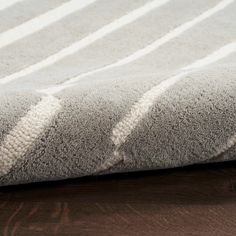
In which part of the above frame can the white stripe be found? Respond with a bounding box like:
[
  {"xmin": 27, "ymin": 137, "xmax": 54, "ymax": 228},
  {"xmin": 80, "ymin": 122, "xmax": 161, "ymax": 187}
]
[
  {"xmin": 111, "ymin": 42, "xmax": 236, "ymax": 160},
  {"xmin": 0, "ymin": 0, "xmax": 170, "ymax": 85},
  {"xmin": 62, "ymin": 0, "xmax": 234, "ymax": 88},
  {"xmin": 182, "ymin": 43, "xmax": 236, "ymax": 70},
  {"xmin": 0, "ymin": 96, "xmax": 61, "ymax": 177},
  {"xmin": 0, "ymin": 0, "xmax": 23, "ymax": 11},
  {"xmin": 211, "ymin": 134, "xmax": 236, "ymax": 160},
  {"xmin": 0, "ymin": 0, "xmax": 96, "ymax": 50},
  {"xmin": 39, "ymin": 0, "xmax": 235, "ymax": 96}
]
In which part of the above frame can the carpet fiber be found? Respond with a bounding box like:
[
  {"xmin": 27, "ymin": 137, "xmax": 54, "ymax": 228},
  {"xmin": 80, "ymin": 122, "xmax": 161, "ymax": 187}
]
[{"xmin": 0, "ymin": 0, "xmax": 236, "ymax": 186}]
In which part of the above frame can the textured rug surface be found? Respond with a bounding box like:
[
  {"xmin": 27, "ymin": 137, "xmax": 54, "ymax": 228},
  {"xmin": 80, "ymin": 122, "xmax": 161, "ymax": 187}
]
[{"xmin": 0, "ymin": 0, "xmax": 236, "ymax": 186}]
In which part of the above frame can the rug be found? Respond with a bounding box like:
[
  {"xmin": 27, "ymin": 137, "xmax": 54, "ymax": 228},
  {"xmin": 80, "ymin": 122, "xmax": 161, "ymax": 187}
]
[{"xmin": 0, "ymin": 0, "xmax": 236, "ymax": 186}]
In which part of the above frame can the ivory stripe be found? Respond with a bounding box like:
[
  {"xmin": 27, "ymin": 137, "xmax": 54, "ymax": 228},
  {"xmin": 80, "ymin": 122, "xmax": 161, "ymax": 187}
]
[
  {"xmin": 211, "ymin": 134, "xmax": 236, "ymax": 160},
  {"xmin": 0, "ymin": 0, "xmax": 170, "ymax": 85},
  {"xmin": 0, "ymin": 0, "xmax": 23, "ymax": 11},
  {"xmin": 0, "ymin": 96, "xmax": 61, "ymax": 177},
  {"xmin": 0, "ymin": 0, "xmax": 97, "ymax": 50},
  {"xmin": 111, "ymin": 42, "xmax": 236, "ymax": 153},
  {"xmin": 61, "ymin": 0, "xmax": 234, "ymax": 88}
]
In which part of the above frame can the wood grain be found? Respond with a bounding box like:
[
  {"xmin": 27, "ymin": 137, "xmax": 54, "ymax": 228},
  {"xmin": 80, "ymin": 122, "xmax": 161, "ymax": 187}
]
[{"xmin": 1, "ymin": 162, "xmax": 236, "ymax": 235}]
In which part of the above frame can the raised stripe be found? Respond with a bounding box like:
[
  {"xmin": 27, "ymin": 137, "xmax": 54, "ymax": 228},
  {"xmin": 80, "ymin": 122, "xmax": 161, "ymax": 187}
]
[
  {"xmin": 107, "ymin": 42, "xmax": 236, "ymax": 169},
  {"xmin": 62, "ymin": 0, "xmax": 234, "ymax": 88},
  {"xmin": 0, "ymin": 0, "xmax": 23, "ymax": 11},
  {"xmin": 39, "ymin": 0, "xmax": 235, "ymax": 96},
  {"xmin": 0, "ymin": 96, "xmax": 61, "ymax": 177},
  {"xmin": 0, "ymin": 0, "xmax": 97, "ymax": 50},
  {"xmin": 211, "ymin": 134, "xmax": 236, "ymax": 160},
  {"xmin": 0, "ymin": 0, "xmax": 170, "ymax": 85}
]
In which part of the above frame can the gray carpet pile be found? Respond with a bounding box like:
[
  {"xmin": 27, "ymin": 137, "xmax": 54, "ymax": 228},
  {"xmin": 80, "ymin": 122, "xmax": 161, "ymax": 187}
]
[{"xmin": 0, "ymin": 0, "xmax": 236, "ymax": 186}]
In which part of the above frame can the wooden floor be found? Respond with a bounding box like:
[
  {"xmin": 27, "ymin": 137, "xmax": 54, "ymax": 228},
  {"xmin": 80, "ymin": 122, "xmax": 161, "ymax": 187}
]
[{"xmin": 1, "ymin": 162, "xmax": 236, "ymax": 236}]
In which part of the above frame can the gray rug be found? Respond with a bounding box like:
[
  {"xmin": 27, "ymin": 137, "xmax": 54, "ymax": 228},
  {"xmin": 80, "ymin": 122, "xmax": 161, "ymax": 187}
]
[{"xmin": 0, "ymin": 0, "xmax": 236, "ymax": 186}]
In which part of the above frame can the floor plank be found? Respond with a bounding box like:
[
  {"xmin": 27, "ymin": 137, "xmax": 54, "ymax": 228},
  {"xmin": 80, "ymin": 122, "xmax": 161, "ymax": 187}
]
[{"xmin": 1, "ymin": 162, "xmax": 236, "ymax": 235}]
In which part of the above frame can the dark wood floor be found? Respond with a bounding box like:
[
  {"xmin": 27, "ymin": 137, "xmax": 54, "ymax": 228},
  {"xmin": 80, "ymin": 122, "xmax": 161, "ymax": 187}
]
[{"xmin": 1, "ymin": 162, "xmax": 236, "ymax": 236}]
